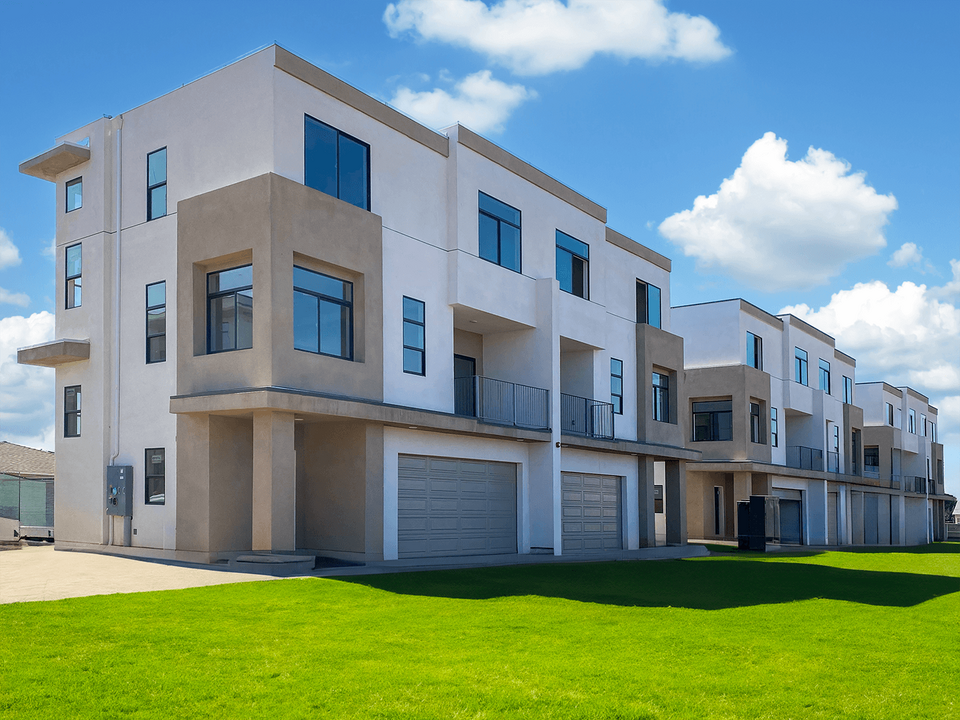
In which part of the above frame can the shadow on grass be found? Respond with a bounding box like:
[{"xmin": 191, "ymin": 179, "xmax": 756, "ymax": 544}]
[{"xmin": 340, "ymin": 555, "xmax": 960, "ymax": 610}]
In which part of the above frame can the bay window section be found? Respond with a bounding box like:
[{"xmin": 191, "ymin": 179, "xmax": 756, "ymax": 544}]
[
  {"xmin": 293, "ymin": 266, "xmax": 353, "ymax": 360},
  {"xmin": 693, "ymin": 400, "xmax": 732, "ymax": 442},
  {"xmin": 207, "ymin": 265, "xmax": 253, "ymax": 353}
]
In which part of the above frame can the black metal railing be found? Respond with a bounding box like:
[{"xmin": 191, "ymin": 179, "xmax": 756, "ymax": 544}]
[
  {"xmin": 904, "ymin": 475, "xmax": 927, "ymax": 493},
  {"xmin": 786, "ymin": 445, "xmax": 824, "ymax": 471},
  {"xmin": 454, "ymin": 375, "xmax": 549, "ymax": 430},
  {"xmin": 560, "ymin": 393, "xmax": 614, "ymax": 440},
  {"xmin": 827, "ymin": 451, "xmax": 839, "ymax": 473}
]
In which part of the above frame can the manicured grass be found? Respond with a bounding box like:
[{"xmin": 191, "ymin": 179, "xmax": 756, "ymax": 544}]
[{"xmin": 2, "ymin": 545, "xmax": 958, "ymax": 719}]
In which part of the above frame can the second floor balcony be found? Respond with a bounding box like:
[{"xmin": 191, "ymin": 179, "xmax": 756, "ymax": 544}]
[
  {"xmin": 786, "ymin": 445, "xmax": 824, "ymax": 472},
  {"xmin": 454, "ymin": 375, "xmax": 550, "ymax": 430},
  {"xmin": 560, "ymin": 393, "xmax": 614, "ymax": 440}
]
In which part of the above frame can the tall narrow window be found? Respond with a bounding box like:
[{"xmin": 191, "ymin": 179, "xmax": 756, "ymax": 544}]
[
  {"xmin": 293, "ymin": 266, "xmax": 353, "ymax": 360},
  {"xmin": 885, "ymin": 402, "xmax": 894, "ymax": 426},
  {"xmin": 908, "ymin": 408, "xmax": 916, "ymax": 434},
  {"xmin": 794, "ymin": 347, "xmax": 808, "ymax": 385},
  {"xmin": 637, "ymin": 281, "xmax": 661, "ymax": 329},
  {"xmin": 402, "ymin": 296, "xmax": 425, "ymax": 375},
  {"xmin": 304, "ymin": 115, "xmax": 370, "ymax": 211},
  {"xmin": 864, "ymin": 446, "xmax": 880, "ymax": 476},
  {"xmin": 478, "ymin": 192, "xmax": 521, "ymax": 272},
  {"xmin": 692, "ymin": 401, "xmax": 732, "ymax": 442},
  {"xmin": 895, "ymin": 407, "xmax": 902, "ymax": 429},
  {"xmin": 771, "ymin": 408, "xmax": 778, "ymax": 447},
  {"xmin": 146, "ymin": 281, "xmax": 166, "ymax": 363},
  {"xmin": 66, "ymin": 177, "xmax": 82, "ymax": 212},
  {"xmin": 145, "ymin": 448, "xmax": 165, "ymax": 505},
  {"xmin": 610, "ymin": 358, "xmax": 623, "ymax": 414},
  {"xmin": 66, "ymin": 244, "xmax": 82, "ymax": 309},
  {"xmin": 207, "ymin": 265, "xmax": 253, "ymax": 353},
  {"xmin": 746, "ymin": 332, "xmax": 762, "ymax": 370},
  {"xmin": 931, "ymin": 423, "xmax": 936, "ymax": 442},
  {"xmin": 64, "ymin": 386, "xmax": 81, "ymax": 437},
  {"xmin": 819, "ymin": 359, "xmax": 831, "ymax": 394},
  {"xmin": 843, "ymin": 376, "xmax": 853, "ymax": 404},
  {"xmin": 652, "ymin": 372, "xmax": 669, "ymax": 423},
  {"xmin": 147, "ymin": 148, "xmax": 167, "ymax": 220},
  {"xmin": 921, "ymin": 413, "xmax": 927, "ymax": 437},
  {"xmin": 750, "ymin": 402, "xmax": 763, "ymax": 443},
  {"xmin": 833, "ymin": 425, "xmax": 840, "ymax": 454},
  {"xmin": 556, "ymin": 230, "xmax": 589, "ymax": 298}
]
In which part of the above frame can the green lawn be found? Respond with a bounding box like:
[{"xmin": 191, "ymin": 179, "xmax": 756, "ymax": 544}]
[{"xmin": 2, "ymin": 545, "xmax": 958, "ymax": 719}]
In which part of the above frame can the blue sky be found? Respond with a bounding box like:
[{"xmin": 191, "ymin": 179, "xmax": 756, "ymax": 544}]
[{"xmin": 1, "ymin": 0, "xmax": 957, "ymax": 496}]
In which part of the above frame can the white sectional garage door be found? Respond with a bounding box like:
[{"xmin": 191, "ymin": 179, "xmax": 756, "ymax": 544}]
[
  {"xmin": 561, "ymin": 473, "xmax": 621, "ymax": 553},
  {"xmin": 397, "ymin": 455, "xmax": 517, "ymax": 559}
]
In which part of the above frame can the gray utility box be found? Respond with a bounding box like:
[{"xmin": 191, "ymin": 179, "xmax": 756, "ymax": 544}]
[{"xmin": 106, "ymin": 466, "xmax": 133, "ymax": 517}]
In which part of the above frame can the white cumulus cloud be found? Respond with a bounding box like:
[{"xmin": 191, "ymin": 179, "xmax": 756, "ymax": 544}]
[
  {"xmin": 390, "ymin": 70, "xmax": 535, "ymax": 133},
  {"xmin": 0, "ymin": 228, "xmax": 22, "ymax": 270},
  {"xmin": 659, "ymin": 132, "xmax": 898, "ymax": 291},
  {"xmin": 384, "ymin": 0, "xmax": 731, "ymax": 75},
  {"xmin": 0, "ymin": 312, "xmax": 56, "ymax": 450},
  {"xmin": 0, "ymin": 288, "xmax": 30, "ymax": 307},
  {"xmin": 888, "ymin": 242, "xmax": 923, "ymax": 268}
]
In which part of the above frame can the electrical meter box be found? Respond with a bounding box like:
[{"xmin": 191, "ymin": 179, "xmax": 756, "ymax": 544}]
[{"xmin": 106, "ymin": 465, "xmax": 133, "ymax": 516}]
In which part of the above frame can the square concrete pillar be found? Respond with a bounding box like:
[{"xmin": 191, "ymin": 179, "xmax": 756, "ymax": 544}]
[
  {"xmin": 637, "ymin": 456, "xmax": 657, "ymax": 548},
  {"xmin": 751, "ymin": 472, "xmax": 772, "ymax": 496},
  {"xmin": 252, "ymin": 410, "xmax": 297, "ymax": 552},
  {"xmin": 665, "ymin": 460, "xmax": 687, "ymax": 546}
]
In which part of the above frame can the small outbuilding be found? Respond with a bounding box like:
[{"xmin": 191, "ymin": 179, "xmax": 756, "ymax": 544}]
[{"xmin": 0, "ymin": 441, "xmax": 55, "ymax": 541}]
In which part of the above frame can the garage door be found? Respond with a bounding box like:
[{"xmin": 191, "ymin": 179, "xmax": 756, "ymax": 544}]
[
  {"xmin": 561, "ymin": 473, "xmax": 621, "ymax": 553},
  {"xmin": 398, "ymin": 455, "xmax": 517, "ymax": 559}
]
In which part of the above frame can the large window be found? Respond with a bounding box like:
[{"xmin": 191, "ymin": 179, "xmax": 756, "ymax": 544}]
[
  {"xmin": 478, "ymin": 192, "xmax": 521, "ymax": 272},
  {"xmin": 145, "ymin": 448, "xmax": 165, "ymax": 505},
  {"xmin": 556, "ymin": 230, "xmax": 588, "ymax": 298},
  {"xmin": 146, "ymin": 281, "xmax": 166, "ymax": 363},
  {"xmin": 794, "ymin": 347, "xmax": 808, "ymax": 385},
  {"xmin": 771, "ymin": 408, "xmax": 778, "ymax": 447},
  {"xmin": 66, "ymin": 244, "xmax": 82, "ymax": 309},
  {"xmin": 864, "ymin": 446, "xmax": 880, "ymax": 475},
  {"xmin": 819, "ymin": 359, "xmax": 831, "ymax": 394},
  {"xmin": 637, "ymin": 281, "xmax": 661, "ymax": 329},
  {"xmin": 305, "ymin": 115, "xmax": 370, "ymax": 211},
  {"xmin": 64, "ymin": 386, "xmax": 81, "ymax": 437},
  {"xmin": 693, "ymin": 400, "xmax": 732, "ymax": 442},
  {"xmin": 750, "ymin": 402, "xmax": 764, "ymax": 444},
  {"xmin": 652, "ymin": 372, "xmax": 669, "ymax": 423},
  {"xmin": 402, "ymin": 296, "xmax": 425, "ymax": 375},
  {"xmin": 293, "ymin": 266, "xmax": 353, "ymax": 360},
  {"xmin": 746, "ymin": 332, "xmax": 762, "ymax": 370},
  {"xmin": 207, "ymin": 265, "xmax": 253, "ymax": 353},
  {"xmin": 147, "ymin": 148, "xmax": 167, "ymax": 221},
  {"xmin": 843, "ymin": 376, "xmax": 853, "ymax": 404},
  {"xmin": 66, "ymin": 177, "xmax": 82, "ymax": 212},
  {"xmin": 610, "ymin": 358, "xmax": 623, "ymax": 414}
]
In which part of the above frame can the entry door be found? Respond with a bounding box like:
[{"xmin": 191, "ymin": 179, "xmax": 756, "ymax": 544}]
[{"xmin": 454, "ymin": 355, "xmax": 476, "ymax": 416}]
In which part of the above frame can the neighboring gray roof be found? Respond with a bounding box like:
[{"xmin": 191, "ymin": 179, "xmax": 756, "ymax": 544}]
[{"xmin": 0, "ymin": 442, "xmax": 55, "ymax": 479}]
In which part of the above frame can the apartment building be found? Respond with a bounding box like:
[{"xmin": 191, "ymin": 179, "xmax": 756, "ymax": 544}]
[
  {"xmin": 17, "ymin": 46, "xmax": 699, "ymax": 566},
  {"xmin": 671, "ymin": 299, "xmax": 950, "ymax": 546}
]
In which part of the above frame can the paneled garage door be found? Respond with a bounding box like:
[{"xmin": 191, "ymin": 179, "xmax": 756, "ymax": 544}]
[
  {"xmin": 398, "ymin": 455, "xmax": 517, "ymax": 559},
  {"xmin": 561, "ymin": 473, "xmax": 621, "ymax": 553}
]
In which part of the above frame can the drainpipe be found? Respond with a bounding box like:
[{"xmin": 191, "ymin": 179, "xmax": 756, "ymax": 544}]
[{"xmin": 108, "ymin": 117, "xmax": 125, "ymax": 545}]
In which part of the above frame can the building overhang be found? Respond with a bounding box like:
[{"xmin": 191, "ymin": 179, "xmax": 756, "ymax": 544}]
[
  {"xmin": 17, "ymin": 339, "xmax": 90, "ymax": 367},
  {"xmin": 559, "ymin": 433, "xmax": 701, "ymax": 462},
  {"xmin": 19, "ymin": 142, "xmax": 91, "ymax": 182}
]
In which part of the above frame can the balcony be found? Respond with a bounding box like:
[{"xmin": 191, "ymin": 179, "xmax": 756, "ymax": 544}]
[
  {"xmin": 454, "ymin": 375, "xmax": 549, "ymax": 430},
  {"xmin": 863, "ymin": 466, "xmax": 881, "ymax": 479},
  {"xmin": 560, "ymin": 393, "xmax": 614, "ymax": 440},
  {"xmin": 786, "ymin": 445, "xmax": 824, "ymax": 472},
  {"xmin": 904, "ymin": 475, "xmax": 928, "ymax": 494}
]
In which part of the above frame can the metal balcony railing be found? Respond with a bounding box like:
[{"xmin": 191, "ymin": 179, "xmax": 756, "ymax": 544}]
[
  {"xmin": 904, "ymin": 475, "xmax": 927, "ymax": 493},
  {"xmin": 560, "ymin": 393, "xmax": 614, "ymax": 440},
  {"xmin": 826, "ymin": 451, "xmax": 839, "ymax": 473},
  {"xmin": 453, "ymin": 375, "xmax": 550, "ymax": 430},
  {"xmin": 786, "ymin": 445, "xmax": 824, "ymax": 471},
  {"xmin": 863, "ymin": 466, "xmax": 881, "ymax": 479}
]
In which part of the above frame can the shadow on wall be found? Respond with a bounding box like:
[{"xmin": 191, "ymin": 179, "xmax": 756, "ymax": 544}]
[{"xmin": 339, "ymin": 548, "xmax": 960, "ymax": 610}]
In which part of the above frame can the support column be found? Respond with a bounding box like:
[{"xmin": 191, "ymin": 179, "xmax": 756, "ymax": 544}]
[
  {"xmin": 751, "ymin": 472, "xmax": 772, "ymax": 496},
  {"xmin": 252, "ymin": 410, "xmax": 296, "ymax": 552},
  {"xmin": 732, "ymin": 471, "xmax": 752, "ymax": 537},
  {"xmin": 637, "ymin": 456, "xmax": 657, "ymax": 548},
  {"xmin": 665, "ymin": 460, "xmax": 687, "ymax": 546}
]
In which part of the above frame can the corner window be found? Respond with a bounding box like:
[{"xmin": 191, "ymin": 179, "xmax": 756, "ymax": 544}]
[
  {"xmin": 637, "ymin": 281, "xmax": 661, "ymax": 329},
  {"xmin": 64, "ymin": 386, "xmax": 81, "ymax": 437},
  {"xmin": 610, "ymin": 358, "xmax": 623, "ymax": 414},
  {"xmin": 843, "ymin": 376, "xmax": 853, "ymax": 404},
  {"xmin": 146, "ymin": 281, "xmax": 166, "ymax": 363},
  {"xmin": 908, "ymin": 408, "xmax": 916, "ymax": 434},
  {"xmin": 819, "ymin": 359, "xmax": 831, "ymax": 394},
  {"xmin": 66, "ymin": 244, "xmax": 82, "ymax": 309},
  {"xmin": 746, "ymin": 332, "xmax": 762, "ymax": 370},
  {"xmin": 304, "ymin": 115, "xmax": 370, "ymax": 211},
  {"xmin": 207, "ymin": 265, "xmax": 253, "ymax": 353},
  {"xmin": 293, "ymin": 266, "xmax": 353, "ymax": 360},
  {"xmin": 693, "ymin": 400, "xmax": 732, "ymax": 442},
  {"xmin": 794, "ymin": 347, "xmax": 808, "ymax": 385},
  {"xmin": 652, "ymin": 372, "xmax": 670, "ymax": 423},
  {"xmin": 478, "ymin": 192, "xmax": 521, "ymax": 272},
  {"xmin": 66, "ymin": 177, "xmax": 82, "ymax": 212},
  {"xmin": 771, "ymin": 408, "xmax": 778, "ymax": 447},
  {"xmin": 145, "ymin": 448, "xmax": 165, "ymax": 505},
  {"xmin": 750, "ymin": 402, "xmax": 764, "ymax": 444},
  {"xmin": 556, "ymin": 230, "xmax": 588, "ymax": 298},
  {"xmin": 147, "ymin": 148, "xmax": 167, "ymax": 221},
  {"xmin": 886, "ymin": 402, "xmax": 894, "ymax": 426},
  {"xmin": 402, "ymin": 296, "xmax": 425, "ymax": 375}
]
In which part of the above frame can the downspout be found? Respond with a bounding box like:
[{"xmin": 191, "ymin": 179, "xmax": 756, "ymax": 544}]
[{"xmin": 109, "ymin": 117, "xmax": 124, "ymax": 545}]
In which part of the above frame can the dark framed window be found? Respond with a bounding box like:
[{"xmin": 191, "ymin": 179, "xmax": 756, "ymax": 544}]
[
  {"xmin": 637, "ymin": 281, "xmax": 661, "ymax": 329},
  {"xmin": 750, "ymin": 402, "xmax": 764, "ymax": 443},
  {"xmin": 610, "ymin": 358, "xmax": 623, "ymax": 414},
  {"xmin": 556, "ymin": 230, "xmax": 588, "ymax": 298},
  {"xmin": 832, "ymin": 425, "xmax": 840, "ymax": 454},
  {"xmin": 146, "ymin": 281, "xmax": 166, "ymax": 363},
  {"xmin": 886, "ymin": 402, "xmax": 894, "ymax": 426},
  {"xmin": 207, "ymin": 265, "xmax": 253, "ymax": 353},
  {"xmin": 819, "ymin": 359, "xmax": 831, "ymax": 394},
  {"xmin": 293, "ymin": 266, "xmax": 353, "ymax": 360},
  {"xmin": 771, "ymin": 407, "xmax": 778, "ymax": 447},
  {"xmin": 908, "ymin": 408, "xmax": 916, "ymax": 434},
  {"xmin": 843, "ymin": 376, "xmax": 853, "ymax": 404},
  {"xmin": 864, "ymin": 446, "xmax": 880, "ymax": 473},
  {"xmin": 66, "ymin": 177, "xmax": 82, "ymax": 212},
  {"xmin": 693, "ymin": 400, "xmax": 732, "ymax": 442},
  {"xmin": 64, "ymin": 386, "xmax": 81, "ymax": 437},
  {"xmin": 145, "ymin": 448, "xmax": 165, "ymax": 505},
  {"xmin": 479, "ymin": 192, "xmax": 521, "ymax": 272},
  {"xmin": 402, "ymin": 296, "xmax": 425, "ymax": 375},
  {"xmin": 147, "ymin": 148, "xmax": 167, "ymax": 221},
  {"xmin": 652, "ymin": 372, "xmax": 669, "ymax": 423},
  {"xmin": 66, "ymin": 243, "xmax": 82, "ymax": 309},
  {"xmin": 794, "ymin": 347, "xmax": 808, "ymax": 385},
  {"xmin": 921, "ymin": 413, "xmax": 927, "ymax": 437},
  {"xmin": 304, "ymin": 115, "xmax": 370, "ymax": 211},
  {"xmin": 746, "ymin": 332, "xmax": 762, "ymax": 370}
]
